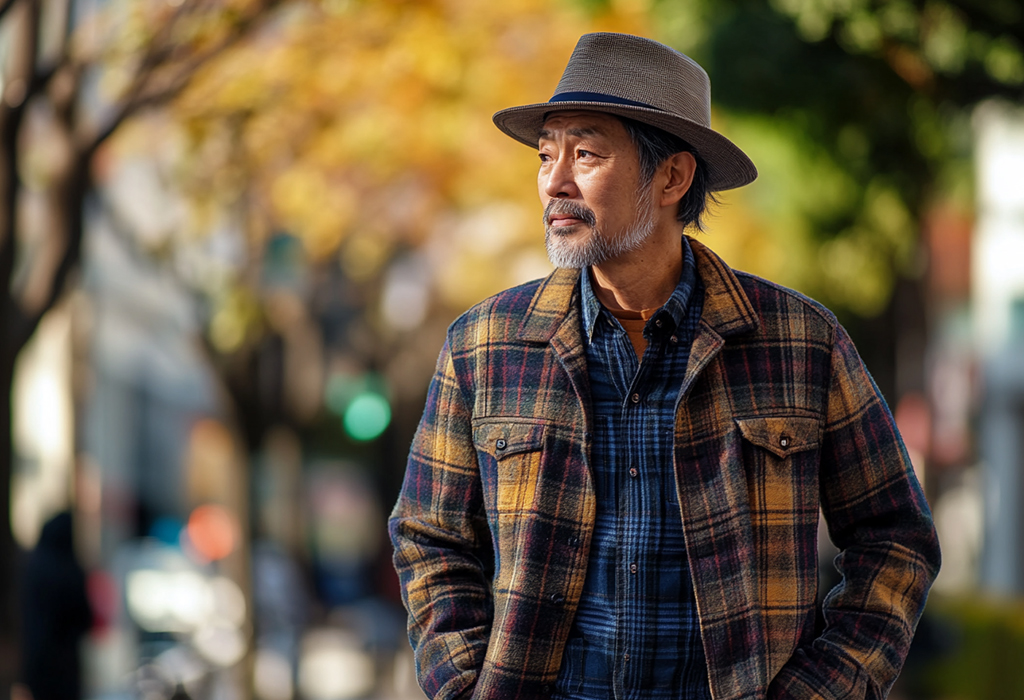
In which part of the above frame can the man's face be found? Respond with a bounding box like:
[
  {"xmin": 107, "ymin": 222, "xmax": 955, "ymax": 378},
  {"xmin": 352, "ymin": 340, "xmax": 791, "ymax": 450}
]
[{"xmin": 537, "ymin": 111, "xmax": 656, "ymax": 269}]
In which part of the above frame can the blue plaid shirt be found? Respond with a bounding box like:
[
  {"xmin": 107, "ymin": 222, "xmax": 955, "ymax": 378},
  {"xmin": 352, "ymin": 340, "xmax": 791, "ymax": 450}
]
[{"xmin": 553, "ymin": 237, "xmax": 711, "ymax": 700}]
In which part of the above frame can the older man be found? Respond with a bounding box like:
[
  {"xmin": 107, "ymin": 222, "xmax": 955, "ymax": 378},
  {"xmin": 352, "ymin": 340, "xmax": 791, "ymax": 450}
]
[{"xmin": 390, "ymin": 33, "xmax": 940, "ymax": 700}]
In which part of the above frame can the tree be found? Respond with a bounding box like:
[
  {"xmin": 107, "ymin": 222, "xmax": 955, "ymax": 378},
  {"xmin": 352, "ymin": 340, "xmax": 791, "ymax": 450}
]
[{"xmin": 0, "ymin": 0, "xmax": 287, "ymax": 687}]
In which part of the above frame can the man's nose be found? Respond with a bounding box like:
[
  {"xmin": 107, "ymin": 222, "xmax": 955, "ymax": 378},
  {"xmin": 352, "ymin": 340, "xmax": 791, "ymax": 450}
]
[{"xmin": 542, "ymin": 156, "xmax": 579, "ymax": 199}]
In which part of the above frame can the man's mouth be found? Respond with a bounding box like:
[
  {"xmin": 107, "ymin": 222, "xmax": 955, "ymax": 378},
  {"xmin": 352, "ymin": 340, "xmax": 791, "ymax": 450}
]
[
  {"xmin": 548, "ymin": 214, "xmax": 584, "ymax": 227},
  {"xmin": 544, "ymin": 200, "xmax": 596, "ymax": 230}
]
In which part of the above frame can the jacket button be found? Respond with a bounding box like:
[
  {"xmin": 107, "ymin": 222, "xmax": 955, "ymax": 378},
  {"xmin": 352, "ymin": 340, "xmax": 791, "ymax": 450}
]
[
  {"xmin": 496, "ymin": 438, "xmax": 507, "ymax": 450},
  {"xmin": 550, "ymin": 593, "xmax": 564, "ymax": 604},
  {"xmin": 779, "ymin": 435, "xmax": 790, "ymax": 448},
  {"xmin": 631, "ymin": 393, "xmax": 641, "ymax": 404},
  {"xmin": 629, "ymin": 467, "xmax": 638, "ymax": 478},
  {"xmin": 629, "ymin": 563, "xmax": 638, "ymax": 574},
  {"xmin": 568, "ymin": 536, "xmax": 580, "ymax": 547}
]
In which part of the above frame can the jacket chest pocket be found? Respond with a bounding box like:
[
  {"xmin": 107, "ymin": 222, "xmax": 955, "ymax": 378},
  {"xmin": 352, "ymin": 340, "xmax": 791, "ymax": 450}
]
[
  {"xmin": 735, "ymin": 415, "xmax": 823, "ymax": 522},
  {"xmin": 473, "ymin": 420, "xmax": 548, "ymax": 516}
]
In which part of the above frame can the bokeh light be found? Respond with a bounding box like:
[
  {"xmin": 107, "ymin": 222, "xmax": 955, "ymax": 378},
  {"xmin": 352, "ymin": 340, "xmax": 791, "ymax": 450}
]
[
  {"xmin": 185, "ymin": 503, "xmax": 238, "ymax": 561},
  {"xmin": 126, "ymin": 569, "xmax": 213, "ymax": 633},
  {"xmin": 342, "ymin": 392, "xmax": 391, "ymax": 442},
  {"xmin": 254, "ymin": 648, "xmax": 295, "ymax": 700},
  {"xmin": 193, "ymin": 622, "xmax": 247, "ymax": 668},
  {"xmin": 298, "ymin": 629, "xmax": 375, "ymax": 700}
]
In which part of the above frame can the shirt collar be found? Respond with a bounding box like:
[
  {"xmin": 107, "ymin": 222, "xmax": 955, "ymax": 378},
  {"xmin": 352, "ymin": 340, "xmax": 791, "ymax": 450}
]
[{"xmin": 580, "ymin": 235, "xmax": 699, "ymax": 342}]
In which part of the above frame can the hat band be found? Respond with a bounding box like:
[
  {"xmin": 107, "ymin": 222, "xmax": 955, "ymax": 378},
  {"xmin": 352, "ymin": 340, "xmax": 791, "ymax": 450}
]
[{"xmin": 549, "ymin": 91, "xmax": 661, "ymax": 111}]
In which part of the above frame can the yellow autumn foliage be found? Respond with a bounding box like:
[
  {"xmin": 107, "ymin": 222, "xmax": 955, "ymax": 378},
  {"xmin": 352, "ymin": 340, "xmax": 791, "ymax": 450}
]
[{"xmin": 174, "ymin": 0, "xmax": 649, "ymax": 309}]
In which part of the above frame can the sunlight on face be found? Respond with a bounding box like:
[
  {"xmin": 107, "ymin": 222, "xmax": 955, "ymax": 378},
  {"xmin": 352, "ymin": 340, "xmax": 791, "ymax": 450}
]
[{"xmin": 537, "ymin": 112, "xmax": 656, "ymax": 269}]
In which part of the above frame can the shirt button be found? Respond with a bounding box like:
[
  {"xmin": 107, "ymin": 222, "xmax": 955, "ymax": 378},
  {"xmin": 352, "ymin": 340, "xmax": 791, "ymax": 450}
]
[
  {"xmin": 550, "ymin": 593, "xmax": 564, "ymax": 604},
  {"xmin": 629, "ymin": 563, "xmax": 638, "ymax": 574},
  {"xmin": 623, "ymin": 653, "xmax": 630, "ymax": 661},
  {"xmin": 631, "ymin": 393, "xmax": 641, "ymax": 404},
  {"xmin": 568, "ymin": 536, "xmax": 580, "ymax": 547},
  {"xmin": 670, "ymin": 335, "xmax": 678, "ymax": 344},
  {"xmin": 629, "ymin": 467, "xmax": 638, "ymax": 478},
  {"xmin": 655, "ymin": 318, "xmax": 663, "ymax": 328}
]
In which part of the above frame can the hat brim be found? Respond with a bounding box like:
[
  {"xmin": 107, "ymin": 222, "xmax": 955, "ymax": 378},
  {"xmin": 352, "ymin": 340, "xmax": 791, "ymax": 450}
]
[{"xmin": 493, "ymin": 101, "xmax": 757, "ymax": 192}]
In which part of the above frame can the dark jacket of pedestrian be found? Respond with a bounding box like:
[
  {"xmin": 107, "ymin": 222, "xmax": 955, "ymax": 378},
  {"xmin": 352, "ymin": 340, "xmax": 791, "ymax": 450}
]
[{"xmin": 21, "ymin": 511, "xmax": 93, "ymax": 700}]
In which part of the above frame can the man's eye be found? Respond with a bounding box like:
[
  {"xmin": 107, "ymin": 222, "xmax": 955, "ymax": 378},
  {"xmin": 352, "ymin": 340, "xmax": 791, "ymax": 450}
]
[
  {"xmin": 577, "ymin": 149, "xmax": 594, "ymax": 159},
  {"xmin": 538, "ymin": 153, "xmax": 552, "ymax": 162}
]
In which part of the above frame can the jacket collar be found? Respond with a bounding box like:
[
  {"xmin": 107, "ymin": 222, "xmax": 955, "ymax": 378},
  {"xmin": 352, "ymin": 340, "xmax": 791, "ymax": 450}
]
[
  {"xmin": 517, "ymin": 266, "xmax": 581, "ymax": 343},
  {"xmin": 517, "ymin": 236, "xmax": 759, "ymax": 343},
  {"xmin": 687, "ymin": 237, "xmax": 759, "ymax": 337}
]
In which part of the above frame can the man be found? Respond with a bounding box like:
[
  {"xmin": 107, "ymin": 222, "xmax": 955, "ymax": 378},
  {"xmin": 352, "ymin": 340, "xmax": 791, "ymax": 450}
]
[{"xmin": 390, "ymin": 33, "xmax": 940, "ymax": 700}]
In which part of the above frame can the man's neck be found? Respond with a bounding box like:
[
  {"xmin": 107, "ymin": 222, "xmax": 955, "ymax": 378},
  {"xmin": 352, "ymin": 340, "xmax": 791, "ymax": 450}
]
[{"xmin": 588, "ymin": 231, "xmax": 684, "ymax": 312}]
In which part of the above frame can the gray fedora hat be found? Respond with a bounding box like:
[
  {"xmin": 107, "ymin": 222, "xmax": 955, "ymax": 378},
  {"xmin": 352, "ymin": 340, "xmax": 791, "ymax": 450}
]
[{"xmin": 493, "ymin": 32, "xmax": 757, "ymax": 191}]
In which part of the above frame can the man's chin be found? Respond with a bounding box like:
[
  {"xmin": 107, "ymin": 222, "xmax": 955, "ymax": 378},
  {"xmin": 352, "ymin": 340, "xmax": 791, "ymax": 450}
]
[{"xmin": 546, "ymin": 238, "xmax": 607, "ymax": 269}]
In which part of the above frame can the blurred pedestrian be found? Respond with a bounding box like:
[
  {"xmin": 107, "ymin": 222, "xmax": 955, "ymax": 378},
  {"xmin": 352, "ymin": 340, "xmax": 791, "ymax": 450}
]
[
  {"xmin": 390, "ymin": 33, "xmax": 941, "ymax": 700},
  {"xmin": 20, "ymin": 511, "xmax": 93, "ymax": 700}
]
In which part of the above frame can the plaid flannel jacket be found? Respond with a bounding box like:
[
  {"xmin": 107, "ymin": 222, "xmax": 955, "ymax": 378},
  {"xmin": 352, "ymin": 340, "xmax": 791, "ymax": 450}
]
[{"xmin": 390, "ymin": 238, "xmax": 940, "ymax": 700}]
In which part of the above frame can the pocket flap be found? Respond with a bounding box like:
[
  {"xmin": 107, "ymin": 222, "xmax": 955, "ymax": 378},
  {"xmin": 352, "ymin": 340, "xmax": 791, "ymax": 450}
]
[
  {"xmin": 473, "ymin": 420, "xmax": 547, "ymax": 458},
  {"xmin": 735, "ymin": 416, "xmax": 820, "ymax": 458}
]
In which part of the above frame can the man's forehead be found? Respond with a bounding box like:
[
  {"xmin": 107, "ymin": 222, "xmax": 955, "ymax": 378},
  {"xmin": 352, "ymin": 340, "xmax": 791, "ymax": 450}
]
[{"xmin": 538, "ymin": 111, "xmax": 625, "ymax": 141}]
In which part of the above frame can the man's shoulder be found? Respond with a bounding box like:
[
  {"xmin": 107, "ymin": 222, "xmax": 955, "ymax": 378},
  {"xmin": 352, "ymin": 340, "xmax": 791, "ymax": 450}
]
[
  {"xmin": 731, "ymin": 269, "xmax": 840, "ymax": 339},
  {"xmin": 447, "ymin": 274, "xmax": 556, "ymax": 343},
  {"xmin": 689, "ymin": 237, "xmax": 838, "ymax": 343}
]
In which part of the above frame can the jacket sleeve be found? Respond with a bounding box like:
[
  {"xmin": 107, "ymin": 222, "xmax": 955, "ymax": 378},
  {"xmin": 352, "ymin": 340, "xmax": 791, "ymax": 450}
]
[
  {"xmin": 389, "ymin": 339, "xmax": 493, "ymax": 700},
  {"xmin": 768, "ymin": 323, "xmax": 941, "ymax": 700}
]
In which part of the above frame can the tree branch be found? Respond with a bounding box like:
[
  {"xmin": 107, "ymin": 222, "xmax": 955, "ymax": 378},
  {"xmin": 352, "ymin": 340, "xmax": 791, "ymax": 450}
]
[
  {"xmin": 22, "ymin": 0, "xmax": 287, "ymax": 347},
  {"xmin": 81, "ymin": 0, "xmax": 284, "ymax": 158}
]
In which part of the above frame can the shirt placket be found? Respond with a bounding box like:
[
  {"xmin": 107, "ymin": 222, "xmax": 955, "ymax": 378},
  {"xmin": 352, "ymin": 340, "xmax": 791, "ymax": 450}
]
[{"xmin": 616, "ymin": 331, "xmax": 660, "ymax": 698}]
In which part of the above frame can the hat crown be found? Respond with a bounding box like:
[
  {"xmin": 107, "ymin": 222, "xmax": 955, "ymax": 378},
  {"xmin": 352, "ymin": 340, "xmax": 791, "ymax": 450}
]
[{"xmin": 552, "ymin": 33, "xmax": 712, "ymax": 129}]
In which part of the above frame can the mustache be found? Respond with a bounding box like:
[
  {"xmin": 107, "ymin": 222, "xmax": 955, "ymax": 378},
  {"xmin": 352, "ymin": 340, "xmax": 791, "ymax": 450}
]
[{"xmin": 544, "ymin": 199, "xmax": 597, "ymax": 228}]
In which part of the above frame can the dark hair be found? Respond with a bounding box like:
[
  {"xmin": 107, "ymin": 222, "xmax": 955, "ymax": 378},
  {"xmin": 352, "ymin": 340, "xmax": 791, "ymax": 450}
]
[{"xmin": 617, "ymin": 116, "xmax": 717, "ymax": 232}]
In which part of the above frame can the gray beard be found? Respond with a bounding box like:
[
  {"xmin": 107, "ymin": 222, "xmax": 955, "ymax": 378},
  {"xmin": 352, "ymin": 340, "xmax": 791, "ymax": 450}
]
[{"xmin": 544, "ymin": 186, "xmax": 657, "ymax": 269}]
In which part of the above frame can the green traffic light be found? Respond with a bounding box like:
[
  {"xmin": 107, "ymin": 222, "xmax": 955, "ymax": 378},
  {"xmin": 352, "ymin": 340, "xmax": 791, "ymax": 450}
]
[{"xmin": 343, "ymin": 392, "xmax": 391, "ymax": 441}]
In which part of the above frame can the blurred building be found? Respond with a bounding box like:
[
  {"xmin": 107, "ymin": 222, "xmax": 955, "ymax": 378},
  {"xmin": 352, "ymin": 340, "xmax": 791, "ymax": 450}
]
[{"xmin": 973, "ymin": 101, "xmax": 1024, "ymax": 595}]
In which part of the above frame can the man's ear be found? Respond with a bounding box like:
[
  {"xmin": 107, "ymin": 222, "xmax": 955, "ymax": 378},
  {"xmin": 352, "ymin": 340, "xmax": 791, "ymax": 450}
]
[{"xmin": 658, "ymin": 151, "xmax": 697, "ymax": 208}]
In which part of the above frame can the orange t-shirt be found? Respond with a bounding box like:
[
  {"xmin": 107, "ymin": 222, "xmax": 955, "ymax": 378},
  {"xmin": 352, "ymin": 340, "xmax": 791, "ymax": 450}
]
[{"xmin": 608, "ymin": 306, "xmax": 659, "ymax": 360}]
